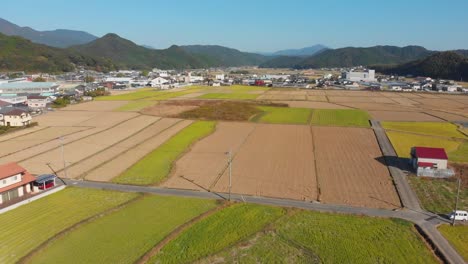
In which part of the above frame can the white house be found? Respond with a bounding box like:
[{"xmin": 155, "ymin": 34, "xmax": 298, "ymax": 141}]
[
  {"xmin": 215, "ymin": 74, "xmax": 225, "ymax": 80},
  {"xmin": 0, "ymin": 108, "xmax": 32, "ymax": 127},
  {"xmin": 150, "ymin": 77, "xmax": 170, "ymax": 87},
  {"xmin": 27, "ymin": 95, "xmax": 49, "ymax": 110},
  {"xmin": 0, "ymin": 162, "xmax": 36, "ymax": 205}
]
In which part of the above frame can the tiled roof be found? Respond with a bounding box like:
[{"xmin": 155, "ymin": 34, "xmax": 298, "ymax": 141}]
[{"xmin": 414, "ymin": 147, "xmax": 448, "ymax": 160}]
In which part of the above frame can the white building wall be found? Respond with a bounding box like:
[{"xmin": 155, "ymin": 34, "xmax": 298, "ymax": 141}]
[
  {"xmin": 18, "ymin": 187, "xmax": 24, "ymax": 197},
  {"xmin": 417, "ymin": 158, "xmax": 448, "ymax": 170},
  {"xmin": 0, "ymin": 173, "xmax": 22, "ymax": 188},
  {"xmin": 1, "ymin": 114, "xmax": 32, "ymax": 127}
]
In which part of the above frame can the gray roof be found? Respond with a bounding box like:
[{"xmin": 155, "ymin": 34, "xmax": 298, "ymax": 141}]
[{"xmin": 0, "ymin": 82, "xmax": 59, "ymax": 89}]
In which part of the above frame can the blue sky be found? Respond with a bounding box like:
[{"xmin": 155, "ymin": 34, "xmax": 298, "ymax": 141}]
[{"xmin": 2, "ymin": 0, "xmax": 467, "ymax": 51}]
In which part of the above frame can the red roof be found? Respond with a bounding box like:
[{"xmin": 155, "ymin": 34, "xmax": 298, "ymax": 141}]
[
  {"xmin": 0, "ymin": 100, "xmax": 11, "ymax": 107},
  {"xmin": 414, "ymin": 147, "xmax": 448, "ymax": 160},
  {"xmin": 0, "ymin": 162, "xmax": 36, "ymax": 193},
  {"xmin": 418, "ymin": 162, "xmax": 434, "ymax": 167},
  {"xmin": 0, "ymin": 162, "xmax": 25, "ymax": 180}
]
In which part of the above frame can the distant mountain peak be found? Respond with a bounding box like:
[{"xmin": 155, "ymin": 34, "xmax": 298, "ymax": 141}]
[{"xmin": 0, "ymin": 17, "xmax": 97, "ymax": 48}]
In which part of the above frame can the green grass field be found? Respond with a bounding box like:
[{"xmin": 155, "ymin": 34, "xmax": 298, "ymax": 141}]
[
  {"xmin": 273, "ymin": 211, "xmax": 438, "ymax": 263},
  {"xmin": 0, "ymin": 188, "xmax": 138, "ymax": 264},
  {"xmin": 310, "ymin": 109, "xmax": 371, "ymax": 127},
  {"xmin": 198, "ymin": 93, "xmax": 259, "ymax": 100},
  {"xmin": 29, "ymin": 195, "xmax": 218, "ymax": 264},
  {"xmin": 253, "ymin": 106, "xmax": 312, "ymax": 124},
  {"xmin": 449, "ymin": 141, "xmax": 468, "ymax": 163},
  {"xmin": 150, "ymin": 203, "xmax": 285, "ymax": 263},
  {"xmin": 382, "ymin": 122, "xmax": 467, "ymax": 139},
  {"xmin": 386, "ymin": 131, "xmax": 461, "ymax": 159},
  {"xmin": 113, "ymin": 121, "xmax": 216, "ymax": 185},
  {"xmin": 408, "ymin": 176, "xmax": 467, "ymax": 214},
  {"xmin": 199, "ymin": 231, "xmax": 312, "ymax": 263},
  {"xmin": 116, "ymin": 101, "xmax": 156, "ymax": 111},
  {"xmin": 198, "ymin": 209, "xmax": 437, "ymax": 263},
  {"xmin": 438, "ymin": 225, "xmax": 468, "ymax": 261}
]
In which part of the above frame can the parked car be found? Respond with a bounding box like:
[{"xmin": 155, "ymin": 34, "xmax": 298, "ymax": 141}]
[{"xmin": 449, "ymin": 210, "xmax": 468, "ymax": 221}]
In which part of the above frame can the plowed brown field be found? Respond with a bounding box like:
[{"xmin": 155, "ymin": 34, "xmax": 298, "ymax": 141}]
[
  {"xmin": 312, "ymin": 126, "xmax": 400, "ymax": 209},
  {"xmin": 162, "ymin": 122, "xmax": 255, "ymax": 190},
  {"xmin": 212, "ymin": 124, "xmax": 317, "ymax": 201}
]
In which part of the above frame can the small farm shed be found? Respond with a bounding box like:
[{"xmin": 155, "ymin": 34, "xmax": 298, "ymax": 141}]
[{"xmin": 411, "ymin": 146, "xmax": 448, "ymax": 170}]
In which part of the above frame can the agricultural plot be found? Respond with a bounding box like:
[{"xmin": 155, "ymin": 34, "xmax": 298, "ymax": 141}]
[
  {"xmin": 150, "ymin": 203, "xmax": 284, "ymax": 264},
  {"xmin": 253, "ymin": 106, "xmax": 312, "ymax": 124},
  {"xmin": 162, "ymin": 122, "xmax": 255, "ymax": 190},
  {"xmin": 313, "ymin": 126, "xmax": 400, "ymax": 209},
  {"xmin": 438, "ymin": 225, "xmax": 468, "ymax": 262},
  {"xmin": 0, "ymin": 188, "xmax": 138, "ymax": 264},
  {"xmin": 385, "ymin": 131, "xmax": 464, "ymax": 161},
  {"xmin": 60, "ymin": 101, "xmax": 129, "ymax": 111},
  {"xmin": 369, "ymin": 111, "xmax": 443, "ymax": 122},
  {"xmin": 273, "ymin": 211, "xmax": 438, "ymax": 263},
  {"xmin": 279, "ymin": 100, "xmax": 350, "ymax": 109},
  {"xmin": 212, "ymin": 124, "xmax": 317, "ymax": 201},
  {"xmin": 85, "ymin": 119, "xmax": 191, "ymax": 182},
  {"xmin": 198, "ymin": 93, "xmax": 259, "ymax": 100},
  {"xmin": 382, "ymin": 121, "xmax": 467, "ymax": 139},
  {"xmin": 95, "ymin": 88, "xmax": 159, "ymax": 101},
  {"xmin": 113, "ymin": 121, "xmax": 215, "ymax": 185},
  {"xmin": 116, "ymin": 100, "xmax": 156, "ymax": 111},
  {"xmin": 20, "ymin": 115, "xmax": 160, "ymax": 176},
  {"xmin": 310, "ymin": 109, "xmax": 371, "ymax": 127},
  {"xmin": 424, "ymin": 110, "xmax": 468, "ymax": 122},
  {"xmin": 0, "ymin": 126, "xmax": 88, "ymax": 158},
  {"xmin": 29, "ymin": 195, "xmax": 218, "ymax": 264},
  {"xmin": 155, "ymin": 207, "xmax": 437, "ymax": 264}
]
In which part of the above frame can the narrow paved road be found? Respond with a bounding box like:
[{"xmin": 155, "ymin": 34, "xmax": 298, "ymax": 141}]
[
  {"xmin": 65, "ymin": 179, "xmax": 465, "ymax": 264},
  {"xmin": 371, "ymin": 120, "xmax": 422, "ymax": 211}
]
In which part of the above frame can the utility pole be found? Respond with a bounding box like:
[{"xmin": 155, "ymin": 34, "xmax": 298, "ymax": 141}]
[
  {"xmin": 59, "ymin": 136, "xmax": 68, "ymax": 179},
  {"xmin": 226, "ymin": 150, "xmax": 232, "ymax": 201},
  {"xmin": 452, "ymin": 177, "xmax": 462, "ymax": 226}
]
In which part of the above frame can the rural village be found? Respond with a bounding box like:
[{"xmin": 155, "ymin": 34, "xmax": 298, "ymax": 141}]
[{"xmin": 0, "ymin": 2, "xmax": 468, "ymax": 263}]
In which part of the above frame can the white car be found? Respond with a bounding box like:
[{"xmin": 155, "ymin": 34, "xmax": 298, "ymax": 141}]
[{"xmin": 449, "ymin": 210, "xmax": 468, "ymax": 221}]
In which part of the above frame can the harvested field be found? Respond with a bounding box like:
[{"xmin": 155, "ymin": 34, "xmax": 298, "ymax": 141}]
[
  {"xmin": 306, "ymin": 95, "xmax": 328, "ymax": 101},
  {"xmin": 390, "ymin": 98, "xmax": 420, "ymax": 106},
  {"xmin": 338, "ymin": 102, "xmax": 418, "ymax": 111},
  {"xmin": 116, "ymin": 101, "xmax": 156, "ymax": 111},
  {"xmin": 369, "ymin": 111, "xmax": 444, "ymax": 122},
  {"xmin": 21, "ymin": 115, "xmax": 160, "ymax": 176},
  {"xmin": 0, "ymin": 126, "xmax": 89, "ymax": 158},
  {"xmin": 162, "ymin": 122, "xmax": 255, "ymax": 190},
  {"xmin": 213, "ymin": 124, "xmax": 317, "ymax": 201},
  {"xmin": 278, "ymin": 101, "xmax": 350, "ymax": 109},
  {"xmin": 328, "ymin": 96, "xmax": 386, "ymax": 103},
  {"xmin": 33, "ymin": 111, "xmax": 97, "ymax": 126},
  {"xmin": 141, "ymin": 102, "xmax": 198, "ymax": 116},
  {"xmin": 257, "ymin": 94, "xmax": 306, "ymax": 101},
  {"xmin": 414, "ymin": 98, "xmax": 466, "ymax": 109},
  {"xmin": 61, "ymin": 101, "xmax": 129, "ymax": 111},
  {"xmin": 85, "ymin": 119, "xmax": 192, "ymax": 182},
  {"xmin": 312, "ymin": 126, "xmax": 400, "ymax": 209},
  {"xmin": 382, "ymin": 121, "xmax": 467, "ymax": 139},
  {"xmin": 424, "ymin": 110, "xmax": 468, "ymax": 122},
  {"xmin": 65, "ymin": 119, "xmax": 199, "ymax": 179}
]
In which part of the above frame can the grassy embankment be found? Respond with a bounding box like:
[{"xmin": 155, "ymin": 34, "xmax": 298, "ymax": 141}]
[
  {"xmin": 0, "ymin": 188, "xmax": 138, "ymax": 263},
  {"xmin": 113, "ymin": 121, "xmax": 216, "ymax": 185}
]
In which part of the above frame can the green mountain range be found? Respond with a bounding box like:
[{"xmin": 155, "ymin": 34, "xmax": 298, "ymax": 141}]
[
  {"xmin": 260, "ymin": 45, "xmax": 433, "ymax": 68},
  {"xmin": 374, "ymin": 52, "xmax": 468, "ymax": 80},
  {"xmin": 0, "ymin": 33, "xmax": 116, "ymax": 72},
  {"xmin": 181, "ymin": 45, "xmax": 268, "ymax": 67}
]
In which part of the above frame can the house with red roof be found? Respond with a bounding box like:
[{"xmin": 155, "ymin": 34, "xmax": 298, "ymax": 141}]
[
  {"xmin": 0, "ymin": 162, "xmax": 36, "ymax": 205},
  {"xmin": 410, "ymin": 147, "xmax": 448, "ymax": 171}
]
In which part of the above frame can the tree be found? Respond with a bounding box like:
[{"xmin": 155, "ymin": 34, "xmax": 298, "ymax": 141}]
[
  {"xmin": 32, "ymin": 77, "xmax": 46, "ymax": 82},
  {"xmin": 84, "ymin": 76, "xmax": 95, "ymax": 83},
  {"xmin": 116, "ymin": 73, "xmax": 125, "ymax": 77},
  {"xmin": 141, "ymin": 70, "xmax": 149, "ymax": 77}
]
